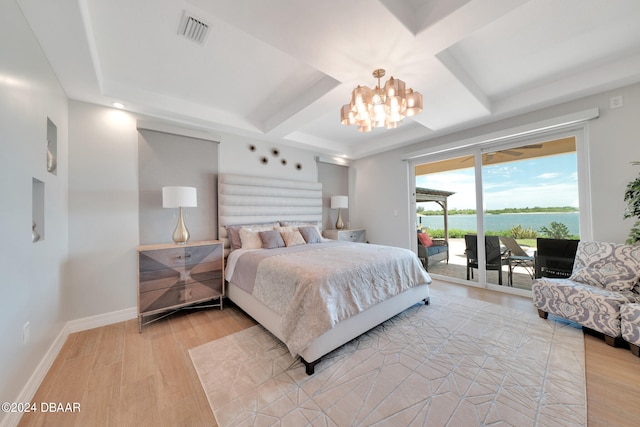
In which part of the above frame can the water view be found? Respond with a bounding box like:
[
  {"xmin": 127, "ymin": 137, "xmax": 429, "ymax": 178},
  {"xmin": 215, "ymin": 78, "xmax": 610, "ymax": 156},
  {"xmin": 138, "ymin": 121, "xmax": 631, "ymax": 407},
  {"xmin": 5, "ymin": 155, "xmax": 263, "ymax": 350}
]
[{"xmin": 417, "ymin": 212, "xmax": 579, "ymax": 236}]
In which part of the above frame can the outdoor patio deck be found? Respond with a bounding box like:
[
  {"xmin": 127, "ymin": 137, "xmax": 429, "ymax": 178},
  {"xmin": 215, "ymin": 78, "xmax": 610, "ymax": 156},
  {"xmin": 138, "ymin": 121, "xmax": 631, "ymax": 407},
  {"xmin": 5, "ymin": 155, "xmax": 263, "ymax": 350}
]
[{"xmin": 426, "ymin": 238, "xmax": 535, "ymax": 291}]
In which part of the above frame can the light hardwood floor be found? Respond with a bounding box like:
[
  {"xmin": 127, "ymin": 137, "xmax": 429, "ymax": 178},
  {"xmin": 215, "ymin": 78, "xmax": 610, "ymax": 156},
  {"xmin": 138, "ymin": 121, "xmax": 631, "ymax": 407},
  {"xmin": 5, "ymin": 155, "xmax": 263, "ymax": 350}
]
[{"xmin": 17, "ymin": 281, "xmax": 640, "ymax": 427}]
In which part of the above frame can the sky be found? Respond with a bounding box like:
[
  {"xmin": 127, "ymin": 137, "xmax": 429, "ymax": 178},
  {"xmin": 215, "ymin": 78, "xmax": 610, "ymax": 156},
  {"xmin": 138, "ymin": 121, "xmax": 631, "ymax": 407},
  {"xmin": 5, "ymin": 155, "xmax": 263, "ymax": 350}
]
[{"xmin": 416, "ymin": 153, "xmax": 579, "ymax": 211}]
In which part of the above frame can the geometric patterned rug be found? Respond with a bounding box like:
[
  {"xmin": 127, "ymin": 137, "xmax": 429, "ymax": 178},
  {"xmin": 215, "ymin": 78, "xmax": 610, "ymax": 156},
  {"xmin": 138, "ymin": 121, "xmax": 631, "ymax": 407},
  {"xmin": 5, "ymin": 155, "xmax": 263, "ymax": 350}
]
[{"xmin": 189, "ymin": 289, "xmax": 586, "ymax": 426}]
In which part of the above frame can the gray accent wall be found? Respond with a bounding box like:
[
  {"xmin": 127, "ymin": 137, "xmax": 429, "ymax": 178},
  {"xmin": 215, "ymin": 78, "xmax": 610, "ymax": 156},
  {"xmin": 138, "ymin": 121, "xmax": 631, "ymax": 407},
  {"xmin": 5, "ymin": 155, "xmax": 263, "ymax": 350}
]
[
  {"xmin": 137, "ymin": 129, "xmax": 219, "ymax": 245},
  {"xmin": 318, "ymin": 161, "xmax": 349, "ymax": 230}
]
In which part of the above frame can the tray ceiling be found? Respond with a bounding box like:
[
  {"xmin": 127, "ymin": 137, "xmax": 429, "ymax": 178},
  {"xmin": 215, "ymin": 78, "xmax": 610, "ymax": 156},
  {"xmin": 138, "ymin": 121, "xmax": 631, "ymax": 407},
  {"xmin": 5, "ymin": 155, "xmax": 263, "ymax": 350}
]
[{"xmin": 16, "ymin": 0, "xmax": 640, "ymax": 158}]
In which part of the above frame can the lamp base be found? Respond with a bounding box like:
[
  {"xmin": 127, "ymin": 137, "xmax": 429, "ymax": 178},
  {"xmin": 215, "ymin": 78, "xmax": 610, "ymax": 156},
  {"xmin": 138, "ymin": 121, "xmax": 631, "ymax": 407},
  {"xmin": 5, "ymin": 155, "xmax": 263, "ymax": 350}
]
[
  {"xmin": 172, "ymin": 207, "xmax": 190, "ymax": 244},
  {"xmin": 335, "ymin": 208, "xmax": 345, "ymax": 230}
]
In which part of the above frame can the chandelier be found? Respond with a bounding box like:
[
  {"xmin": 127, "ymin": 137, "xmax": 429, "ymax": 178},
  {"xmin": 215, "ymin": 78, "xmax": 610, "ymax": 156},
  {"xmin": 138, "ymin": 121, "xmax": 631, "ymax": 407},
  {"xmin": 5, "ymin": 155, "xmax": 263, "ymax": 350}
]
[{"xmin": 340, "ymin": 68, "xmax": 423, "ymax": 132}]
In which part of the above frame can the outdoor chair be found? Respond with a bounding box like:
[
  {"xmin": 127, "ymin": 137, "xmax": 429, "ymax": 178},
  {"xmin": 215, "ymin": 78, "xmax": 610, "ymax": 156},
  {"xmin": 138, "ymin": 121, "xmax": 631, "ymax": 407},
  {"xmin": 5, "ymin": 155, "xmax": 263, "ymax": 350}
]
[
  {"xmin": 532, "ymin": 241, "xmax": 640, "ymax": 346},
  {"xmin": 417, "ymin": 230, "xmax": 448, "ymax": 270},
  {"xmin": 464, "ymin": 234, "xmax": 507, "ymax": 286},
  {"xmin": 500, "ymin": 236, "xmax": 535, "ymax": 286},
  {"xmin": 535, "ymin": 238, "xmax": 580, "ymax": 278}
]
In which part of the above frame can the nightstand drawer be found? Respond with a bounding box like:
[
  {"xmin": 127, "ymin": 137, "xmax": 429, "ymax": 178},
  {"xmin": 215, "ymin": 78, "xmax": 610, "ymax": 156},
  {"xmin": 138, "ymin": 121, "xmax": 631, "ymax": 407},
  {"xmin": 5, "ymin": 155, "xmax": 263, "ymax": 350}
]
[
  {"xmin": 139, "ymin": 248, "xmax": 187, "ymax": 271},
  {"xmin": 139, "ymin": 268, "xmax": 183, "ymax": 292},
  {"xmin": 139, "ymin": 265, "xmax": 224, "ymax": 293},
  {"xmin": 139, "ymin": 285, "xmax": 183, "ymax": 313},
  {"xmin": 184, "ymin": 245, "xmax": 223, "ymax": 268},
  {"xmin": 344, "ymin": 230, "xmax": 365, "ymax": 242},
  {"xmin": 183, "ymin": 279, "xmax": 223, "ymax": 304},
  {"xmin": 139, "ymin": 280, "xmax": 223, "ymax": 314},
  {"xmin": 139, "ymin": 245, "xmax": 223, "ymax": 271},
  {"xmin": 323, "ymin": 229, "xmax": 366, "ymax": 243}
]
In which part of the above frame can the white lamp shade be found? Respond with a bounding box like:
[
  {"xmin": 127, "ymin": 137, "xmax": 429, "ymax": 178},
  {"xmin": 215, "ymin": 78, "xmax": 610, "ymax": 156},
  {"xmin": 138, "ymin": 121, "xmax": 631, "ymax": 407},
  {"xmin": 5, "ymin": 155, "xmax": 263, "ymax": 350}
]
[
  {"xmin": 331, "ymin": 195, "xmax": 348, "ymax": 209},
  {"xmin": 162, "ymin": 186, "xmax": 197, "ymax": 208}
]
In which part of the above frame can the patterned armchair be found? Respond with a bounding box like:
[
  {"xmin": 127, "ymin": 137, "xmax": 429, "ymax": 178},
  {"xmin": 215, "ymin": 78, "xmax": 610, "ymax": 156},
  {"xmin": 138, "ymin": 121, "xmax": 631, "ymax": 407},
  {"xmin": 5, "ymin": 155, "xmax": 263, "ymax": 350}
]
[{"xmin": 532, "ymin": 241, "xmax": 640, "ymax": 346}]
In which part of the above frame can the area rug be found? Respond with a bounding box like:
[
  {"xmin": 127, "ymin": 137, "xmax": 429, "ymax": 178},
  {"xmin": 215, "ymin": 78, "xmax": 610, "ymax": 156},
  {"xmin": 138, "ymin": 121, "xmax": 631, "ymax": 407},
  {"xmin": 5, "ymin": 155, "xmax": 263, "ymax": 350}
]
[{"xmin": 189, "ymin": 290, "xmax": 586, "ymax": 426}]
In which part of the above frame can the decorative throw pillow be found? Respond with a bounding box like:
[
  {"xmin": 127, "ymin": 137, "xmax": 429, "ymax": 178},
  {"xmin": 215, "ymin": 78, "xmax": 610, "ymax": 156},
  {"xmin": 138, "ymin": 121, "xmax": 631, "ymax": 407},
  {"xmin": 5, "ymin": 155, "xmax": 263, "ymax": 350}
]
[
  {"xmin": 569, "ymin": 241, "xmax": 640, "ymax": 292},
  {"xmin": 259, "ymin": 230, "xmax": 286, "ymax": 249},
  {"xmin": 299, "ymin": 226, "xmax": 323, "ymax": 244},
  {"xmin": 281, "ymin": 230, "xmax": 306, "ymax": 247},
  {"xmin": 418, "ymin": 231, "xmax": 433, "ymax": 247},
  {"xmin": 226, "ymin": 222, "xmax": 278, "ymax": 249},
  {"xmin": 239, "ymin": 226, "xmax": 274, "ymax": 249}
]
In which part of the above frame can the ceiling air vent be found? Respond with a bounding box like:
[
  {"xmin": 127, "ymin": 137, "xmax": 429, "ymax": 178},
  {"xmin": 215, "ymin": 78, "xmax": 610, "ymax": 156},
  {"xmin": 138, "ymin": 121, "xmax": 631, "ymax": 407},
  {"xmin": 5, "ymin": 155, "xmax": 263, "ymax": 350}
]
[{"xmin": 178, "ymin": 11, "xmax": 210, "ymax": 44}]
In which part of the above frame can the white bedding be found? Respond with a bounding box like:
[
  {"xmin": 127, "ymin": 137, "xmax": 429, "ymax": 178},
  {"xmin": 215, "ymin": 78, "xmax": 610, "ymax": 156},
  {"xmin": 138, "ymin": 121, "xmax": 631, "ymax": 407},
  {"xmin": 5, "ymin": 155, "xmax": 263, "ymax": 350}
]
[{"xmin": 226, "ymin": 241, "xmax": 431, "ymax": 355}]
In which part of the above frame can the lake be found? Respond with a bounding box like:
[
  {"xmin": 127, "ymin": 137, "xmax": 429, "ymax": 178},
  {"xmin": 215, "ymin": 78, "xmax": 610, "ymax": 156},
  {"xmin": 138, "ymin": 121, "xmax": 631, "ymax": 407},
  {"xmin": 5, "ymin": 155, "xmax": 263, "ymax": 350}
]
[{"xmin": 417, "ymin": 212, "xmax": 580, "ymax": 235}]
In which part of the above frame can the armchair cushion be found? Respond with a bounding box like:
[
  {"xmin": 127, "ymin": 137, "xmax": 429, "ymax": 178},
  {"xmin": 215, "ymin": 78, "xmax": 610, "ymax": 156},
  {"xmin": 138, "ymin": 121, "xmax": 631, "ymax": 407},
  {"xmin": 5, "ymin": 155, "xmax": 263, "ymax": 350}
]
[
  {"xmin": 569, "ymin": 241, "xmax": 640, "ymax": 292},
  {"xmin": 417, "ymin": 231, "xmax": 433, "ymax": 247},
  {"xmin": 427, "ymin": 244, "xmax": 448, "ymax": 257}
]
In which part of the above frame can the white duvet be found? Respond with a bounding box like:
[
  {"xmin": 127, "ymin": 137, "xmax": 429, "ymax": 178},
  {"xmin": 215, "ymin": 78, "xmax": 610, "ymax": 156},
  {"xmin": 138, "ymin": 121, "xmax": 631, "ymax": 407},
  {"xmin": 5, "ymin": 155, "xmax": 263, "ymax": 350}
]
[{"xmin": 226, "ymin": 241, "xmax": 431, "ymax": 355}]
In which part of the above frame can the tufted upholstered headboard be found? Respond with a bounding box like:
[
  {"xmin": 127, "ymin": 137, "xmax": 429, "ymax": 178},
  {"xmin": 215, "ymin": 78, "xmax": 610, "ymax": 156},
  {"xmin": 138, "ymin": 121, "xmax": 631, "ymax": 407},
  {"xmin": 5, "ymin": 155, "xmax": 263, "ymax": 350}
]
[{"xmin": 218, "ymin": 173, "xmax": 323, "ymax": 256}]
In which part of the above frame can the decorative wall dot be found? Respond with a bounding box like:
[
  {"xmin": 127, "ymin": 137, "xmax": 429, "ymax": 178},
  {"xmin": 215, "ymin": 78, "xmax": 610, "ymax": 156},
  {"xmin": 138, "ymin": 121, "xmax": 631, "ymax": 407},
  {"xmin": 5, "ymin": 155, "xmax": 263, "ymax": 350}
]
[
  {"xmin": 296, "ymin": 163, "xmax": 302, "ymax": 170},
  {"xmin": 249, "ymin": 144, "xmax": 256, "ymax": 152},
  {"xmin": 271, "ymin": 148, "xmax": 280, "ymax": 157},
  {"xmin": 260, "ymin": 156, "xmax": 268, "ymax": 164},
  {"xmin": 281, "ymin": 159, "xmax": 287, "ymax": 166}
]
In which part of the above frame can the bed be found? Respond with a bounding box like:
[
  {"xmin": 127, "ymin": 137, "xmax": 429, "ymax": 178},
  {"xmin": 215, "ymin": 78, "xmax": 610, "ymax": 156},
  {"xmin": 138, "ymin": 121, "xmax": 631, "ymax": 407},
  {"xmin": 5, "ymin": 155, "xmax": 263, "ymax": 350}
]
[{"xmin": 218, "ymin": 173, "xmax": 431, "ymax": 374}]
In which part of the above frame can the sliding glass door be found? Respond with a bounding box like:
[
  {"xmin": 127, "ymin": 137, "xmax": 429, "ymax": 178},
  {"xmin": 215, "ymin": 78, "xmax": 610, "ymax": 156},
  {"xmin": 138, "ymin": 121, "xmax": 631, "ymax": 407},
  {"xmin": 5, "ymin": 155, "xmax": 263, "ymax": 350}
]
[
  {"xmin": 414, "ymin": 134, "xmax": 583, "ymax": 293},
  {"xmin": 415, "ymin": 154, "xmax": 477, "ymax": 284},
  {"xmin": 480, "ymin": 137, "xmax": 579, "ymax": 290}
]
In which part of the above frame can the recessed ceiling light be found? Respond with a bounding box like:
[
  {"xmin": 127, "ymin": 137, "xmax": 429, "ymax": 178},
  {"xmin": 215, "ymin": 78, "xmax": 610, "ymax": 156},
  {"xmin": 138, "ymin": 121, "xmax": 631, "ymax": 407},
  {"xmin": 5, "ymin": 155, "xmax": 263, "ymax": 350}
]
[{"xmin": 112, "ymin": 102, "xmax": 125, "ymax": 109}]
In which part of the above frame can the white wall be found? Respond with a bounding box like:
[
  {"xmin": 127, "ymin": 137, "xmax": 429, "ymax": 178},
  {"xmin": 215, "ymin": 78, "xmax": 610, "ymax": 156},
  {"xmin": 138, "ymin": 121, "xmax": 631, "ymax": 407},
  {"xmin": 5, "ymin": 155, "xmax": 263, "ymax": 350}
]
[
  {"xmin": 67, "ymin": 102, "xmax": 140, "ymax": 319},
  {"xmin": 352, "ymin": 83, "xmax": 640, "ymax": 248},
  {"xmin": 0, "ymin": 0, "xmax": 69, "ymax": 411},
  {"xmin": 218, "ymin": 132, "xmax": 318, "ymax": 181}
]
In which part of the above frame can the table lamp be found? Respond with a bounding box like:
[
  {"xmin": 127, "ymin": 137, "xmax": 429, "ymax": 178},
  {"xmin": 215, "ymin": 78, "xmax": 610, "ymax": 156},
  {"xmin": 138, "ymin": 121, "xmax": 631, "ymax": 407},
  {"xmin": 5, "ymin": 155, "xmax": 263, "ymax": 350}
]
[
  {"xmin": 331, "ymin": 195, "xmax": 348, "ymax": 230},
  {"xmin": 162, "ymin": 186, "xmax": 197, "ymax": 244}
]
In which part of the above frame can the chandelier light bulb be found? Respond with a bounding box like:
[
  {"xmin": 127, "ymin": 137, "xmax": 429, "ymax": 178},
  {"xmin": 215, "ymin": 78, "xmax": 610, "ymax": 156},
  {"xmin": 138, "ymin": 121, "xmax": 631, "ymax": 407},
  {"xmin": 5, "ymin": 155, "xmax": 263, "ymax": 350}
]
[{"xmin": 341, "ymin": 69, "xmax": 422, "ymax": 132}]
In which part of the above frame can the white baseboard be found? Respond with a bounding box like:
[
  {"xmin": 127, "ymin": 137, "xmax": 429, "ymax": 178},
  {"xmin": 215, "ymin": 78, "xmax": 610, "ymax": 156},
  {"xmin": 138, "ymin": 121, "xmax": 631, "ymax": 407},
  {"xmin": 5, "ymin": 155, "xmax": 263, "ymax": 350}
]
[
  {"xmin": 0, "ymin": 327, "xmax": 67, "ymax": 427},
  {"xmin": 0, "ymin": 307, "xmax": 137, "ymax": 427},
  {"xmin": 65, "ymin": 306, "xmax": 137, "ymax": 334}
]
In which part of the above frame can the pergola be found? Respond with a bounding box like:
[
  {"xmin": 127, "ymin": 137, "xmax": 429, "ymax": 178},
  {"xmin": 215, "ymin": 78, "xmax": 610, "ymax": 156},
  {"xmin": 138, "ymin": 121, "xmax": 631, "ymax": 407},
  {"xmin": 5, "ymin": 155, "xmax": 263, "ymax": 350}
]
[{"xmin": 416, "ymin": 187, "xmax": 455, "ymax": 245}]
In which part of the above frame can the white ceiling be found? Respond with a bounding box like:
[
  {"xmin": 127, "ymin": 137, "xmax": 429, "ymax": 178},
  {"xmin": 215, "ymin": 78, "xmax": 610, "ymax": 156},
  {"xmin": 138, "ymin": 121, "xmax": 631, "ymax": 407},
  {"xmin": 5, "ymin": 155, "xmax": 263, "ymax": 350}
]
[{"xmin": 17, "ymin": 0, "xmax": 640, "ymax": 159}]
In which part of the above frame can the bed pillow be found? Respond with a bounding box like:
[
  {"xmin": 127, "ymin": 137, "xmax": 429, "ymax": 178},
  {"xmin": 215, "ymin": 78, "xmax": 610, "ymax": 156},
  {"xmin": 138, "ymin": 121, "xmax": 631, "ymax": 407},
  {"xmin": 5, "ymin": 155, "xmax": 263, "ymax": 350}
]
[
  {"xmin": 299, "ymin": 226, "xmax": 323, "ymax": 244},
  {"xmin": 226, "ymin": 222, "xmax": 278, "ymax": 249},
  {"xmin": 418, "ymin": 231, "xmax": 433, "ymax": 247},
  {"xmin": 239, "ymin": 226, "xmax": 274, "ymax": 249},
  {"xmin": 282, "ymin": 230, "xmax": 306, "ymax": 247},
  {"xmin": 280, "ymin": 220, "xmax": 320, "ymax": 229},
  {"xmin": 259, "ymin": 230, "xmax": 286, "ymax": 249}
]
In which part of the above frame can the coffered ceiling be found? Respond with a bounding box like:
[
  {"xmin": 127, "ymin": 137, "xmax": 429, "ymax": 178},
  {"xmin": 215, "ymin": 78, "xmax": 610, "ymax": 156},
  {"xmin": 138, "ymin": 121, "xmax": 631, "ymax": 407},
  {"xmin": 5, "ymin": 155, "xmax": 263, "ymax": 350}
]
[{"xmin": 17, "ymin": 0, "xmax": 640, "ymax": 158}]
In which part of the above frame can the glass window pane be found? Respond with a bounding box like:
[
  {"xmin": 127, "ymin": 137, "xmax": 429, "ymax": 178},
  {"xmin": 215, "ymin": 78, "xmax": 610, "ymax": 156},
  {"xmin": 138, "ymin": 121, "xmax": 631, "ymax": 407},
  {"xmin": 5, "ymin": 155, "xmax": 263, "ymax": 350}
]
[
  {"xmin": 481, "ymin": 138, "xmax": 580, "ymax": 290},
  {"xmin": 415, "ymin": 155, "xmax": 477, "ymax": 283}
]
